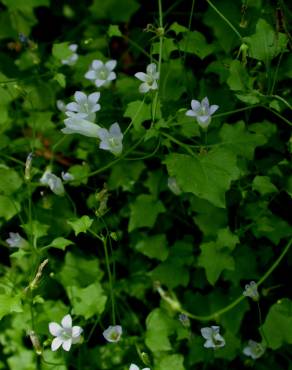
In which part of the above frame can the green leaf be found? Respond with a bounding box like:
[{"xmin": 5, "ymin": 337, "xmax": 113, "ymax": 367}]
[
  {"xmin": 227, "ymin": 60, "xmax": 253, "ymax": 91},
  {"xmin": 152, "ymin": 38, "xmax": 177, "ymax": 60},
  {"xmin": 1, "ymin": 0, "xmax": 49, "ymax": 9},
  {"xmin": 90, "ymin": 0, "xmax": 140, "ymax": 22},
  {"xmin": 67, "ymin": 215, "xmax": 93, "ymax": 236},
  {"xmin": 123, "ymin": 100, "xmax": 152, "ymax": 131},
  {"xmin": 67, "ymin": 282, "xmax": 107, "ymax": 319},
  {"xmin": 108, "ymin": 161, "xmax": 145, "ymax": 191},
  {"xmin": 157, "ymin": 354, "xmax": 185, "ymax": 370},
  {"xmin": 0, "ymin": 195, "xmax": 20, "ymax": 220},
  {"xmin": 178, "ymin": 31, "xmax": 214, "ymax": 59},
  {"xmin": 107, "ymin": 24, "xmax": 122, "ymax": 37},
  {"xmin": 128, "ymin": 194, "xmax": 165, "ymax": 231},
  {"xmin": 165, "ymin": 148, "xmax": 240, "ymax": 208},
  {"xmin": 53, "ymin": 73, "xmax": 66, "ymax": 88},
  {"xmin": 0, "ymin": 167, "xmax": 22, "ymax": 195},
  {"xmin": 135, "ymin": 234, "xmax": 168, "ymax": 261},
  {"xmin": 219, "ymin": 121, "xmax": 267, "ymax": 160},
  {"xmin": 0, "ymin": 293, "xmax": 22, "ymax": 320},
  {"xmin": 48, "ymin": 237, "xmax": 73, "ymax": 251},
  {"xmin": 252, "ymin": 176, "xmax": 278, "ymax": 195},
  {"xmin": 262, "ymin": 299, "xmax": 292, "ymax": 349},
  {"xmin": 22, "ymin": 221, "xmax": 49, "ymax": 239},
  {"xmin": 169, "ymin": 22, "xmax": 188, "ymax": 35},
  {"xmin": 52, "ymin": 42, "xmax": 72, "ymax": 61},
  {"xmin": 216, "ymin": 228, "xmax": 239, "ymax": 250}
]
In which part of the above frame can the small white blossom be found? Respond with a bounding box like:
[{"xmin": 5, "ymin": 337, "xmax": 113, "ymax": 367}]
[
  {"xmin": 56, "ymin": 100, "xmax": 66, "ymax": 112},
  {"xmin": 6, "ymin": 232, "xmax": 28, "ymax": 248},
  {"xmin": 186, "ymin": 97, "xmax": 219, "ymax": 129},
  {"xmin": 98, "ymin": 122, "xmax": 123, "ymax": 156},
  {"xmin": 66, "ymin": 91, "xmax": 101, "ymax": 122},
  {"xmin": 243, "ymin": 281, "xmax": 259, "ymax": 301},
  {"xmin": 102, "ymin": 325, "xmax": 122, "ymax": 343},
  {"xmin": 201, "ymin": 326, "xmax": 225, "ymax": 349},
  {"xmin": 243, "ymin": 340, "xmax": 265, "ymax": 360},
  {"xmin": 167, "ymin": 177, "xmax": 182, "ymax": 195},
  {"xmin": 61, "ymin": 172, "xmax": 74, "ymax": 181},
  {"xmin": 49, "ymin": 314, "xmax": 83, "ymax": 352},
  {"xmin": 40, "ymin": 170, "xmax": 65, "ymax": 196},
  {"xmin": 134, "ymin": 63, "xmax": 159, "ymax": 93},
  {"xmin": 61, "ymin": 44, "xmax": 79, "ymax": 66},
  {"xmin": 85, "ymin": 59, "xmax": 117, "ymax": 87},
  {"xmin": 129, "ymin": 364, "xmax": 150, "ymax": 370},
  {"xmin": 62, "ymin": 112, "xmax": 101, "ymax": 138}
]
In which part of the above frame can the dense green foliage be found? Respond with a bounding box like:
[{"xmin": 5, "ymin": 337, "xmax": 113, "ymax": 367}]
[{"xmin": 0, "ymin": 0, "xmax": 291, "ymax": 369}]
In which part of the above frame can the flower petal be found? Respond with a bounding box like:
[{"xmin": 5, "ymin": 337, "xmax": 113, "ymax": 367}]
[
  {"xmin": 85, "ymin": 70, "xmax": 97, "ymax": 80},
  {"xmin": 139, "ymin": 82, "xmax": 150, "ymax": 93},
  {"xmin": 95, "ymin": 79, "xmax": 106, "ymax": 87},
  {"xmin": 135, "ymin": 72, "xmax": 147, "ymax": 82},
  {"xmin": 209, "ymin": 104, "xmax": 219, "ymax": 115},
  {"xmin": 66, "ymin": 102, "xmax": 80, "ymax": 112},
  {"xmin": 107, "ymin": 71, "xmax": 116, "ymax": 81},
  {"xmin": 49, "ymin": 322, "xmax": 62, "ymax": 336},
  {"xmin": 146, "ymin": 63, "xmax": 157, "ymax": 75},
  {"xmin": 62, "ymin": 339, "xmax": 72, "ymax": 352},
  {"xmin": 72, "ymin": 326, "xmax": 83, "ymax": 338},
  {"xmin": 61, "ymin": 314, "xmax": 72, "ymax": 330},
  {"xmin": 191, "ymin": 100, "xmax": 201, "ymax": 112},
  {"xmin": 74, "ymin": 91, "xmax": 87, "ymax": 104},
  {"xmin": 129, "ymin": 364, "xmax": 140, "ymax": 370},
  {"xmin": 105, "ymin": 60, "xmax": 117, "ymax": 71},
  {"xmin": 88, "ymin": 92, "xmax": 100, "ymax": 104},
  {"xmin": 201, "ymin": 97, "xmax": 210, "ymax": 109},
  {"xmin": 97, "ymin": 128, "xmax": 109, "ymax": 141},
  {"xmin": 51, "ymin": 337, "xmax": 63, "ymax": 351},
  {"xmin": 204, "ymin": 339, "xmax": 215, "ymax": 348},
  {"xmin": 109, "ymin": 122, "xmax": 122, "ymax": 138},
  {"xmin": 92, "ymin": 60, "xmax": 103, "ymax": 70},
  {"xmin": 200, "ymin": 327, "xmax": 212, "ymax": 340},
  {"xmin": 186, "ymin": 110, "xmax": 197, "ymax": 117},
  {"xmin": 69, "ymin": 44, "xmax": 78, "ymax": 52}
]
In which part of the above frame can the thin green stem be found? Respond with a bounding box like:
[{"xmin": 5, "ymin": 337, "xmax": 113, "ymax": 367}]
[
  {"xmin": 262, "ymin": 105, "xmax": 292, "ymax": 126},
  {"xmin": 161, "ymin": 132, "xmax": 195, "ymax": 155}
]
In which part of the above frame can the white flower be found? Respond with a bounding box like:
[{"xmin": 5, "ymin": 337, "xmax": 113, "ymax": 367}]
[
  {"xmin": 167, "ymin": 177, "xmax": 182, "ymax": 195},
  {"xmin": 66, "ymin": 91, "xmax": 101, "ymax": 122},
  {"xmin": 6, "ymin": 232, "xmax": 28, "ymax": 248},
  {"xmin": 40, "ymin": 170, "xmax": 65, "ymax": 196},
  {"xmin": 129, "ymin": 364, "xmax": 150, "ymax": 370},
  {"xmin": 61, "ymin": 172, "xmax": 74, "ymax": 181},
  {"xmin": 85, "ymin": 60, "xmax": 117, "ymax": 87},
  {"xmin": 134, "ymin": 63, "xmax": 159, "ymax": 93},
  {"xmin": 243, "ymin": 281, "xmax": 259, "ymax": 301},
  {"xmin": 102, "ymin": 325, "xmax": 123, "ymax": 343},
  {"xmin": 201, "ymin": 326, "xmax": 225, "ymax": 349},
  {"xmin": 49, "ymin": 314, "xmax": 83, "ymax": 352},
  {"xmin": 98, "ymin": 122, "xmax": 123, "ymax": 156},
  {"xmin": 61, "ymin": 44, "xmax": 79, "ymax": 66},
  {"xmin": 62, "ymin": 112, "xmax": 101, "ymax": 138},
  {"xmin": 56, "ymin": 100, "xmax": 66, "ymax": 112},
  {"xmin": 186, "ymin": 97, "xmax": 219, "ymax": 129},
  {"xmin": 243, "ymin": 340, "xmax": 265, "ymax": 359}
]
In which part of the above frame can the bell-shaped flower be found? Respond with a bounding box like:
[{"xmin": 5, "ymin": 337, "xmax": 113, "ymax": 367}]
[
  {"xmin": 66, "ymin": 91, "xmax": 101, "ymax": 122},
  {"xmin": 6, "ymin": 232, "xmax": 28, "ymax": 248},
  {"xmin": 49, "ymin": 314, "xmax": 83, "ymax": 352},
  {"xmin": 98, "ymin": 122, "xmax": 123, "ymax": 156},
  {"xmin": 243, "ymin": 340, "xmax": 265, "ymax": 359},
  {"xmin": 40, "ymin": 170, "xmax": 65, "ymax": 196},
  {"xmin": 85, "ymin": 60, "xmax": 117, "ymax": 87},
  {"xmin": 135, "ymin": 63, "xmax": 159, "ymax": 93},
  {"xmin": 186, "ymin": 97, "xmax": 219, "ymax": 129},
  {"xmin": 102, "ymin": 325, "xmax": 123, "ymax": 343},
  {"xmin": 243, "ymin": 281, "xmax": 259, "ymax": 301},
  {"xmin": 62, "ymin": 112, "xmax": 101, "ymax": 138},
  {"xmin": 201, "ymin": 326, "xmax": 225, "ymax": 349},
  {"xmin": 61, "ymin": 44, "xmax": 79, "ymax": 66},
  {"xmin": 129, "ymin": 364, "xmax": 150, "ymax": 370}
]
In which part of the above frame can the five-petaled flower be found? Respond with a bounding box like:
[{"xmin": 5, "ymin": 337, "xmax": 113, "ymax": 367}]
[
  {"xmin": 61, "ymin": 44, "xmax": 79, "ymax": 66},
  {"xmin": 62, "ymin": 112, "xmax": 101, "ymax": 138},
  {"xmin": 201, "ymin": 326, "xmax": 225, "ymax": 349},
  {"xmin": 40, "ymin": 170, "xmax": 65, "ymax": 196},
  {"xmin": 98, "ymin": 122, "xmax": 123, "ymax": 156},
  {"xmin": 134, "ymin": 63, "xmax": 159, "ymax": 93},
  {"xmin": 243, "ymin": 340, "xmax": 265, "ymax": 359},
  {"xmin": 102, "ymin": 325, "xmax": 123, "ymax": 343},
  {"xmin": 66, "ymin": 91, "xmax": 101, "ymax": 122},
  {"xmin": 243, "ymin": 281, "xmax": 259, "ymax": 301},
  {"xmin": 6, "ymin": 232, "xmax": 28, "ymax": 248},
  {"xmin": 49, "ymin": 314, "xmax": 83, "ymax": 352},
  {"xmin": 186, "ymin": 97, "xmax": 219, "ymax": 129},
  {"xmin": 129, "ymin": 364, "xmax": 150, "ymax": 370},
  {"xmin": 85, "ymin": 60, "xmax": 117, "ymax": 87}
]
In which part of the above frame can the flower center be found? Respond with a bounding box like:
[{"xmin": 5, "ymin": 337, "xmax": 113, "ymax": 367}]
[{"xmin": 98, "ymin": 68, "xmax": 109, "ymax": 80}]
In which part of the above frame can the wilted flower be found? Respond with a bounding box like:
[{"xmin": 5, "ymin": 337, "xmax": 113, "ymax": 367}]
[
  {"xmin": 98, "ymin": 122, "xmax": 123, "ymax": 156},
  {"xmin": 201, "ymin": 326, "xmax": 225, "ymax": 349},
  {"xmin": 49, "ymin": 314, "xmax": 83, "ymax": 352},
  {"xmin": 40, "ymin": 170, "xmax": 65, "ymax": 196},
  {"xmin": 61, "ymin": 172, "xmax": 74, "ymax": 181},
  {"xmin": 66, "ymin": 91, "xmax": 101, "ymax": 122},
  {"xmin": 129, "ymin": 364, "xmax": 150, "ymax": 370},
  {"xmin": 56, "ymin": 100, "xmax": 66, "ymax": 112},
  {"xmin": 85, "ymin": 60, "xmax": 117, "ymax": 87},
  {"xmin": 102, "ymin": 325, "xmax": 122, "ymax": 343},
  {"xmin": 243, "ymin": 281, "xmax": 259, "ymax": 301},
  {"xmin": 134, "ymin": 63, "xmax": 159, "ymax": 93},
  {"xmin": 62, "ymin": 112, "xmax": 101, "ymax": 138},
  {"xmin": 167, "ymin": 177, "xmax": 182, "ymax": 195},
  {"xmin": 243, "ymin": 340, "xmax": 265, "ymax": 359},
  {"xmin": 6, "ymin": 232, "xmax": 28, "ymax": 248},
  {"xmin": 186, "ymin": 97, "xmax": 219, "ymax": 129},
  {"xmin": 61, "ymin": 44, "xmax": 79, "ymax": 66}
]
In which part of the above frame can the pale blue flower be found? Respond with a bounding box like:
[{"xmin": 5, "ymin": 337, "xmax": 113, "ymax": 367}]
[
  {"xmin": 6, "ymin": 232, "xmax": 28, "ymax": 248},
  {"xmin": 66, "ymin": 91, "xmax": 101, "ymax": 122},
  {"xmin": 243, "ymin": 281, "xmax": 259, "ymax": 301},
  {"xmin": 62, "ymin": 112, "xmax": 101, "ymax": 138},
  {"xmin": 129, "ymin": 364, "xmax": 150, "ymax": 370},
  {"xmin": 135, "ymin": 63, "xmax": 159, "ymax": 93},
  {"xmin": 186, "ymin": 97, "xmax": 219, "ymax": 129},
  {"xmin": 61, "ymin": 172, "xmax": 74, "ymax": 181},
  {"xmin": 85, "ymin": 60, "xmax": 117, "ymax": 87},
  {"xmin": 102, "ymin": 325, "xmax": 122, "ymax": 343},
  {"xmin": 61, "ymin": 44, "xmax": 79, "ymax": 66},
  {"xmin": 98, "ymin": 122, "xmax": 123, "ymax": 155},
  {"xmin": 201, "ymin": 326, "xmax": 225, "ymax": 349},
  {"xmin": 40, "ymin": 170, "xmax": 65, "ymax": 196},
  {"xmin": 243, "ymin": 340, "xmax": 265, "ymax": 359}
]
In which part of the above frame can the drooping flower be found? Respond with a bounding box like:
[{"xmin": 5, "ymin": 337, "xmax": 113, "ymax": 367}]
[
  {"xmin": 6, "ymin": 232, "xmax": 28, "ymax": 248},
  {"xmin": 61, "ymin": 172, "xmax": 74, "ymax": 181},
  {"xmin": 98, "ymin": 122, "xmax": 123, "ymax": 156},
  {"xmin": 243, "ymin": 281, "xmax": 259, "ymax": 301},
  {"xmin": 186, "ymin": 97, "xmax": 219, "ymax": 129},
  {"xmin": 102, "ymin": 325, "xmax": 123, "ymax": 343},
  {"xmin": 66, "ymin": 91, "xmax": 101, "ymax": 122},
  {"xmin": 62, "ymin": 112, "xmax": 101, "ymax": 138},
  {"xmin": 167, "ymin": 177, "xmax": 182, "ymax": 195},
  {"xmin": 49, "ymin": 314, "xmax": 83, "ymax": 352},
  {"xmin": 201, "ymin": 326, "xmax": 225, "ymax": 349},
  {"xmin": 61, "ymin": 44, "xmax": 79, "ymax": 66},
  {"xmin": 85, "ymin": 60, "xmax": 117, "ymax": 87},
  {"xmin": 40, "ymin": 170, "xmax": 65, "ymax": 196},
  {"xmin": 129, "ymin": 364, "xmax": 150, "ymax": 370},
  {"xmin": 243, "ymin": 340, "xmax": 265, "ymax": 360},
  {"xmin": 134, "ymin": 63, "xmax": 159, "ymax": 93}
]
